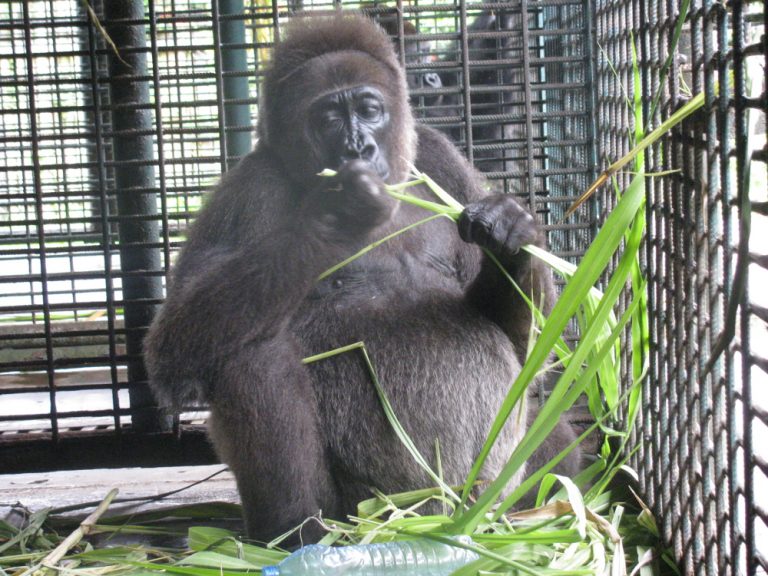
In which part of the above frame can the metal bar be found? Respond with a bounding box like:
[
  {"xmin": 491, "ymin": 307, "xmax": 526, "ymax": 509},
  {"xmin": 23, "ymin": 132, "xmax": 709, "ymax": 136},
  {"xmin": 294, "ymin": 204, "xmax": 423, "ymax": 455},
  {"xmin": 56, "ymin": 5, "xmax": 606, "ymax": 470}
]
[
  {"xmin": 396, "ymin": 0, "xmax": 406, "ymax": 70},
  {"xmin": 103, "ymin": 0, "xmax": 168, "ymax": 433},
  {"xmin": 701, "ymin": 0, "xmax": 722, "ymax": 565},
  {"xmin": 459, "ymin": 0, "xmax": 474, "ymax": 163},
  {"xmin": 210, "ymin": 0, "xmax": 230, "ymax": 175},
  {"xmin": 218, "ymin": 0, "xmax": 253, "ymax": 168},
  {"xmin": 732, "ymin": 0, "xmax": 755, "ymax": 570},
  {"xmin": 714, "ymin": 0, "xmax": 734, "ymax": 571},
  {"xmin": 147, "ymin": 0, "xmax": 178, "ymax": 437},
  {"xmin": 583, "ymin": 0, "xmax": 599, "ymax": 192},
  {"xmin": 84, "ymin": 0, "xmax": 122, "ymax": 435},
  {"xmin": 21, "ymin": 0, "xmax": 59, "ymax": 443},
  {"xmin": 271, "ymin": 0, "xmax": 281, "ymax": 47},
  {"xmin": 520, "ymin": 0, "xmax": 538, "ymax": 205}
]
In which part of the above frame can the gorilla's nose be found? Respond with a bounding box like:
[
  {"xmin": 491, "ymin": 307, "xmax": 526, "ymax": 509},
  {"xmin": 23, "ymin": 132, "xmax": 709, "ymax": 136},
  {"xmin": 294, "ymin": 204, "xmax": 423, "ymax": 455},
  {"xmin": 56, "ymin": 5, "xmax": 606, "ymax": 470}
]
[{"xmin": 341, "ymin": 139, "xmax": 378, "ymax": 163}]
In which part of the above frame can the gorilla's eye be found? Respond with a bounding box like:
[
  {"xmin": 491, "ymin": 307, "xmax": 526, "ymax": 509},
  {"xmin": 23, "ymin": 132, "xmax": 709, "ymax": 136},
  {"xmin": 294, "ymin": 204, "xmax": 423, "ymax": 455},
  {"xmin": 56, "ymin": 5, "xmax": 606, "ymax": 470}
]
[
  {"xmin": 320, "ymin": 110, "xmax": 341, "ymax": 124},
  {"xmin": 358, "ymin": 101, "xmax": 383, "ymax": 122},
  {"xmin": 320, "ymin": 110, "xmax": 343, "ymax": 127}
]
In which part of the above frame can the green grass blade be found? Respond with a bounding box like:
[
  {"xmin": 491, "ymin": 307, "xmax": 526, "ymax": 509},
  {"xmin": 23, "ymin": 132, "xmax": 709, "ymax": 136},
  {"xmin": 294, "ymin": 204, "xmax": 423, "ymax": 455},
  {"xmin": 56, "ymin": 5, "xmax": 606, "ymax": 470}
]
[
  {"xmin": 410, "ymin": 165, "xmax": 465, "ymax": 211},
  {"xmin": 500, "ymin": 413, "xmax": 613, "ymax": 512},
  {"xmin": 493, "ymin": 297, "xmax": 643, "ymax": 518},
  {"xmin": 188, "ymin": 527, "xmax": 287, "ymax": 564},
  {"xmin": 631, "ymin": 32, "xmax": 644, "ymax": 152},
  {"xmin": 0, "ymin": 509, "xmax": 51, "ymax": 555},
  {"xmin": 127, "ymin": 562, "xmax": 239, "ymax": 576},
  {"xmin": 457, "ymin": 207, "xmax": 645, "ymax": 530},
  {"xmin": 455, "ymin": 173, "xmax": 646, "ymax": 520},
  {"xmin": 646, "ymin": 0, "xmax": 691, "ymax": 125},
  {"xmin": 564, "ymin": 88, "xmax": 706, "ymax": 218},
  {"xmin": 357, "ymin": 486, "xmax": 463, "ymax": 518},
  {"xmin": 178, "ymin": 552, "xmax": 260, "ymax": 570},
  {"xmin": 387, "ymin": 189, "xmax": 462, "ymax": 218}
]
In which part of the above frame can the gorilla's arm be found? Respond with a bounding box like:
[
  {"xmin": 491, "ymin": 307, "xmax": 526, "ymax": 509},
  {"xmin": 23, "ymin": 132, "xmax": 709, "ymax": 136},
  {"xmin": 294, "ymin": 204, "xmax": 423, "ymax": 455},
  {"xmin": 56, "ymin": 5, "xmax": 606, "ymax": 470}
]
[
  {"xmin": 414, "ymin": 125, "xmax": 555, "ymax": 355},
  {"xmin": 145, "ymin": 234, "xmax": 321, "ymax": 408},
  {"xmin": 144, "ymin": 154, "xmax": 394, "ymax": 409}
]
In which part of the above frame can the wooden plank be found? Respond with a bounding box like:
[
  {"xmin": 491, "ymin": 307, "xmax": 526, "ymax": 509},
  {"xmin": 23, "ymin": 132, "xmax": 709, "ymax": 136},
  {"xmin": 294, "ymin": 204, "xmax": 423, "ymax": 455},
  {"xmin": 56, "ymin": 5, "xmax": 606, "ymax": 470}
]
[
  {"xmin": 0, "ymin": 464, "xmax": 239, "ymax": 519},
  {"xmin": 0, "ymin": 428, "xmax": 218, "ymax": 474},
  {"xmin": 0, "ymin": 367, "xmax": 127, "ymax": 391}
]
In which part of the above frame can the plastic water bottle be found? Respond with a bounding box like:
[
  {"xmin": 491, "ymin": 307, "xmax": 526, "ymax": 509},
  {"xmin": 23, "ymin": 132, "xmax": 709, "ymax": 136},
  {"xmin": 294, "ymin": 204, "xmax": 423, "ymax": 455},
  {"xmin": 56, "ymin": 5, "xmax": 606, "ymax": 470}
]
[{"xmin": 261, "ymin": 535, "xmax": 479, "ymax": 575}]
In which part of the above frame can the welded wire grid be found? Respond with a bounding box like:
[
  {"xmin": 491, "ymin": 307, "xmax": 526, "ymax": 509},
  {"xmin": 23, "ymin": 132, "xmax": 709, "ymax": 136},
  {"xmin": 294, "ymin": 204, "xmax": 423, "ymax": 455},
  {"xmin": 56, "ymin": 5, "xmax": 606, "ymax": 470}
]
[
  {"xmin": 593, "ymin": 0, "xmax": 767, "ymax": 571},
  {"xmin": 0, "ymin": 0, "xmax": 267, "ymax": 441},
  {"xmin": 0, "ymin": 0, "xmax": 593, "ymax": 449}
]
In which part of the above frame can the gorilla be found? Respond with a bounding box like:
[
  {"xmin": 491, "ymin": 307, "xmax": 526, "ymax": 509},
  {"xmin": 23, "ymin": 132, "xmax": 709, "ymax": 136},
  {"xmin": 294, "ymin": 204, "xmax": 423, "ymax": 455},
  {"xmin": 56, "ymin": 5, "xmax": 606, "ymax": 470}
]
[
  {"xmin": 144, "ymin": 14, "xmax": 580, "ymax": 541},
  {"xmin": 378, "ymin": 9, "xmax": 536, "ymax": 179},
  {"xmin": 382, "ymin": 18, "xmax": 444, "ymax": 108},
  {"xmin": 441, "ymin": 9, "xmax": 537, "ymax": 178}
]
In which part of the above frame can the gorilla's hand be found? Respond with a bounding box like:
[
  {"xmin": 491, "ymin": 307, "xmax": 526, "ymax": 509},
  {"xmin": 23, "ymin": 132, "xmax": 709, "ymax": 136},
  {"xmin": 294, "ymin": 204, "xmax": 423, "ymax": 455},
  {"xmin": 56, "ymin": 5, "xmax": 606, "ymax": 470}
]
[
  {"xmin": 320, "ymin": 159, "xmax": 396, "ymax": 236},
  {"xmin": 458, "ymin": 195, "xmax": 538, "ymax": 258}
]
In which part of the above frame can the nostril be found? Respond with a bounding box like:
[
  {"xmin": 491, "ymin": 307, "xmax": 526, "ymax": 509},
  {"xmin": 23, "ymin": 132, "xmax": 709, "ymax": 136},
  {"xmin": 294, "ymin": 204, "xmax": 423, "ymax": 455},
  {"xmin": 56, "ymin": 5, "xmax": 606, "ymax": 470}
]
[
  {"xmin": 360, "ymin": 143, "xmax": 377, "ymax": 160},
  {"xmin": 341, "ymin": 149, "xmax": 360, "ymax": 162}
]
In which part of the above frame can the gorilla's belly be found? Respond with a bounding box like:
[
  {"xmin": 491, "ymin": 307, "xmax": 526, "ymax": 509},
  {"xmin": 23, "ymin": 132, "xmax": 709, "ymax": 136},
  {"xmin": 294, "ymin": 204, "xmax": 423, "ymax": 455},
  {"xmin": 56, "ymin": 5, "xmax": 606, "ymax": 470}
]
[{"xmin": 295, "ymin": 290, "xmax": 524, "ymax": 490}]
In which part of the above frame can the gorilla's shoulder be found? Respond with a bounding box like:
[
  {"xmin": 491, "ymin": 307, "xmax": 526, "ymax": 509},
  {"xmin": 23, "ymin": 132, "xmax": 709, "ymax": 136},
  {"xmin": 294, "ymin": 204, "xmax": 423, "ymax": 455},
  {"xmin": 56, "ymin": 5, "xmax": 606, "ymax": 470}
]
[
  {"xmin": 220, "ymin": 145, "xmax": 290, "ymax": 194},
  {"xmin": 186, "ymin": 145, "xmax": 293, "ymax": 247},
  {"xmin": 414, "ymin": 123, "xmax": 474, "ymax": 170},
  {"xmin": 413, "ymin": 123, "xmax": 484, "ymax": 202},
  {"xmin": 414, "ymin": 123, "xmax": 456, "ymax": 153}
]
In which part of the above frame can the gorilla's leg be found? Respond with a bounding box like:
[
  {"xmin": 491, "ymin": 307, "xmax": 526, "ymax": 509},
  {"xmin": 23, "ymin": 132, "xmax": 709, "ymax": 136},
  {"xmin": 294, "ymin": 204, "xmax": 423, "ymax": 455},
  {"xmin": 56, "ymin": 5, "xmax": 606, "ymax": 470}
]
[
  {"xmin": 516, "ymin": 414, "xmax": 583, "ymax": 508},
  {"xmin": 526, "ymin": 417, "xmax": 583, "ymax": 477},
  {"xmin": 207, "ymin": 338, "xmax": 338, "ymax": 542}
]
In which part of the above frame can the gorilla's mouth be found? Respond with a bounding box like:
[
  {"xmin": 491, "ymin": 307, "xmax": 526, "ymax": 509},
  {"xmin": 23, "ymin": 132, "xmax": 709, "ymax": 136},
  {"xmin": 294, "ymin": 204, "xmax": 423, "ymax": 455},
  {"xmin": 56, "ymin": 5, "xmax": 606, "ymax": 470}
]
[
  {"xmin": 339, "ymin": 157, "xmax": 389, "ymax": 181},
  {"xmin": 374, "ymin": 163, "xmax": 390, "ymax": 181}
]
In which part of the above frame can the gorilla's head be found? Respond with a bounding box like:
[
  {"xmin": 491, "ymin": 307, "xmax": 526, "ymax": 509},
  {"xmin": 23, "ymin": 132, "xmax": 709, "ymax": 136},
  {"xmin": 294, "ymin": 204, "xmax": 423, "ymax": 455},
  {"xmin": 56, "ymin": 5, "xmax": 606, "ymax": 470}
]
[
  {"xmin": 374, "ymin": 17, "xmax": 444, "ymax": 109},
  {"xmin": 259, "ymin": 15, "xmax": 417, "ymax": 186}
]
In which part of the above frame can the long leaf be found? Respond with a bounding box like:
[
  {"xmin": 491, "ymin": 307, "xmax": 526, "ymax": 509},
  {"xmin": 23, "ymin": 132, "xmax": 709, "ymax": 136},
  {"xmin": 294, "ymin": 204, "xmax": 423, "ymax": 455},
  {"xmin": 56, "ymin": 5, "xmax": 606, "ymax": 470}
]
[
  {"xmin": 178, "ymin": 552, "xmax": 260, "ymax": 570},
  {"xmin": 565, "ymin": 89, "xmax": 707, "ymax": 218},
  {"xmin": 455, "ymin": 173, "xmax": 646, "ymax": 522},
  {"xmin": 489, "ymin": 293, "xmax": 643, "ymax": 522},
  {"xmin": 188, "ymin": 527, "xmax": 287, "ymax": 565}
]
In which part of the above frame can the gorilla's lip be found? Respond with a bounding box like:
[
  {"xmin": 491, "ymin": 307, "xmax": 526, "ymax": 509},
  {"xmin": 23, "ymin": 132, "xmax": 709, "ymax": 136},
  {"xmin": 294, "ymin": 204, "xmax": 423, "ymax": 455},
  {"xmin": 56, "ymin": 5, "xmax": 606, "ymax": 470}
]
[
  {"xmin": 337, "ymin": 159, "xmax": 389, "ymax": 181},
  {"xmin": 372, "ymin": 159, "xmax": 390, "ymax": 181}
]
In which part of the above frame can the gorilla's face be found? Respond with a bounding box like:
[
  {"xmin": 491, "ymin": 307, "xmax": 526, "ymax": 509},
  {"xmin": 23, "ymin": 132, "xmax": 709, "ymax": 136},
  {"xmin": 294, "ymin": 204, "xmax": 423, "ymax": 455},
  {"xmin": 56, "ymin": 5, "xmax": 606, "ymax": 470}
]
[
  {"xmin": 309, "ymin": 86, "xmax": 391, "ymax": 180},
  {"xmin": 261, "ymin": 20, "xmax": 416, "ymax": 186},
  {"xmin": 406, "ymin": 68, "xmax": 443, "ymax": 110}
]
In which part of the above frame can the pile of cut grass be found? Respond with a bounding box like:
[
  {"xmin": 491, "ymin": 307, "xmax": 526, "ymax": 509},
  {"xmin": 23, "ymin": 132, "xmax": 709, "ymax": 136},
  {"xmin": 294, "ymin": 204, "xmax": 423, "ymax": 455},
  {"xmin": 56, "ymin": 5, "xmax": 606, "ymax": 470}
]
[{"xmin": 0, "ymin": 483, "xmax": 673, "ymax": 575}]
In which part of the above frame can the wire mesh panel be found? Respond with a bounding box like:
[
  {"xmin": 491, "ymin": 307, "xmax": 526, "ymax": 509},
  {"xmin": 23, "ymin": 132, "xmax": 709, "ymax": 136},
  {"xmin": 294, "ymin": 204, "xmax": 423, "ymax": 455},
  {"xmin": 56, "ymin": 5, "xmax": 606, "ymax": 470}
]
[
  {"xmin": 0, "ymin": 0, "xmax": 595, "ymax": 467},
  {"xmin": 0, "ymin": 0, "xmax": 269, "ymax": 464},
  {"xmin": 593, "ymin": 0, "xmax": 768, "ymax": 571}
]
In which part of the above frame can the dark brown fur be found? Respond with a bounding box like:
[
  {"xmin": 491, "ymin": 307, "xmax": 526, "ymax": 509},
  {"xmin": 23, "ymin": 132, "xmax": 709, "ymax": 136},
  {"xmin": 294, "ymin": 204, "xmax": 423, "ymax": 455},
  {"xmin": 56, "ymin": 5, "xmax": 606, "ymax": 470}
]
[{"xmin": 144, "ymin": 14, "xmax": 580, "ymax": 542}]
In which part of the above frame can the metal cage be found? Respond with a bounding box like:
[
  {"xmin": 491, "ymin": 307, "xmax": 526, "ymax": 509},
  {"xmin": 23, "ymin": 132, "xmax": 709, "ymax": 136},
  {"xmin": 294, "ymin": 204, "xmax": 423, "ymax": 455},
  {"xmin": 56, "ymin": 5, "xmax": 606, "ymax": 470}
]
[{"xmin": 0, "ymin": 0, "xmax": 765, "ymax": 573}]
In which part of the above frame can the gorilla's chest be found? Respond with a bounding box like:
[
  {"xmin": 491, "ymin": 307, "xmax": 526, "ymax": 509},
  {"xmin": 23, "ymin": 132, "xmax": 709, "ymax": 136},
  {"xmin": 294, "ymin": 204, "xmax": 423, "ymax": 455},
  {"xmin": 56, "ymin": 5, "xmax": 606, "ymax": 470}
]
[
  {"xmin": 307, "ymin": 248, "xmax": 459, "ymax": 303},
  {"xmin": 308, "ymin": 268, "xmax": 390, "ymax": 302}
]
